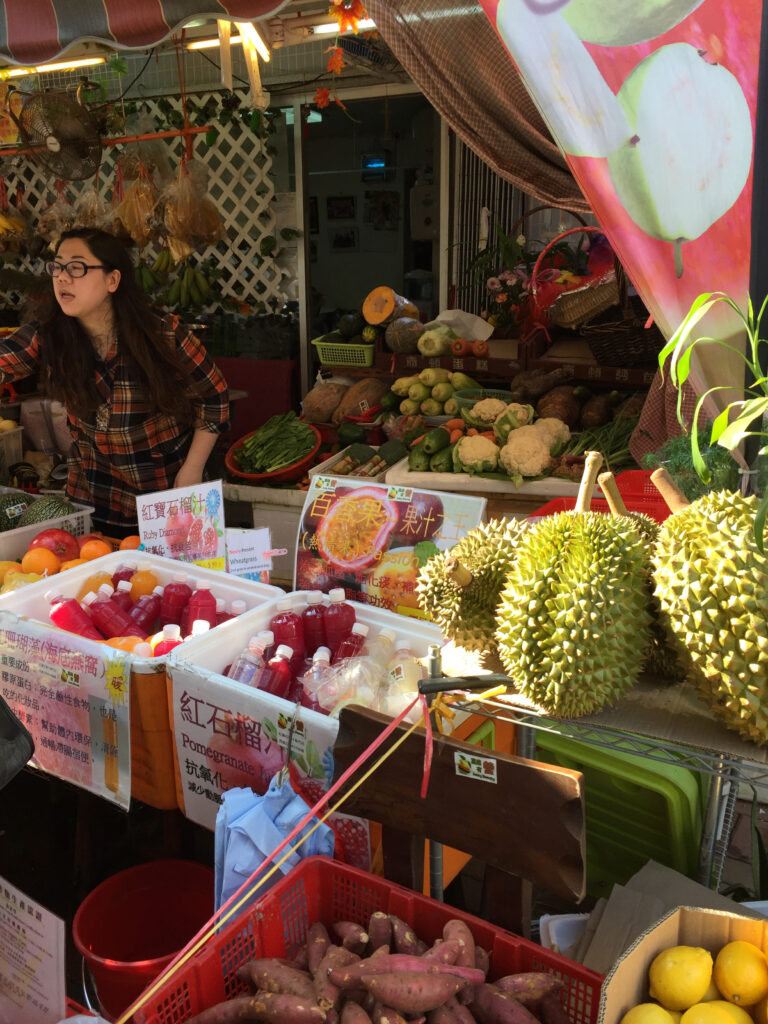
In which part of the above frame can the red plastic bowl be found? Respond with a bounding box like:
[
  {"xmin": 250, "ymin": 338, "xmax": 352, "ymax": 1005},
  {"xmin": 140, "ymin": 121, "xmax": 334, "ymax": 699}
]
[{"xmin": 225, "ymin": 424, "xmax": 322, "ymax": 483}]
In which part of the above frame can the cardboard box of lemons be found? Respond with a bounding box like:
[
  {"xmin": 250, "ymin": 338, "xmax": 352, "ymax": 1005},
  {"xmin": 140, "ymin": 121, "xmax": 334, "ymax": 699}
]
[
  {"xmin": 0, "ymin": 561, "xmax": 21, "ymax": 583},
  {"xmin": 1, "ymin": 571, "xmax": 43, "ymax": 593},
  {"xmin": 363, "ymin": 546, "xmax": 423, "ymax": 611}
]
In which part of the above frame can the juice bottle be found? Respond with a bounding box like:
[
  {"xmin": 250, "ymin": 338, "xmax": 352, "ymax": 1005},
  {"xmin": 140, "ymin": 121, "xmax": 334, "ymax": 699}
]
[
  {"xmin": 111, "ymin": 561, "xmax": 138, "ymax": 589},
  {"xmin": 184, "ymin": 582, "xmax": 217, "ymax": 633},
  {"xmin": 44, "ymin": 589, "xmax": 103, "ymax": 642},
  {"xmin": 300, "ymin": 646, "xmax": 332, "ymax": 714},
  {"xmin": 129, "ymin": 561, "xmax": 159, "ymax": 601},
  {"xmin": 333, "ymin": 622, "xmax": 369, "ymax": 662},
  {"xmin": 159, "ymin": 573, "xmax": 192, "ymax": 627},
  {"xmin": 82, "ymin": 588, "xmax": 145, "ymax": 639},
  {"xmin": 323, "ymin": 588, "xmax": 356, "ymax": 659},
  {"xmin": 366, "ymin": 628, "xmax": 397, "ymax": 670},
  {"xmin": 387, "ymin": 644, "xmax": 425, "ymax": 694},
  {"xmin": 302, "ymin": 591, "xmax": 326, "ymax": 657},
  {"xmin": 186, "ymin": 619, "xmax": 211, "ymax": 641},
  {"xmin": 259, "ymin": 644, "xmax": 294, "ymax": 700},
  {"xmin": 76, "ymin": 570, "xmax": 114, "ymax": 603},
  {"xmin": 112, "ymin": 580, "xmax": 135, "ymax": 612},
  {"xmin": 129, "ymin": 585, "xmax": 164, "ymax": 634},
  {"xmin": 230, "ymin": 599, "xmax": 247, "ymax": 619},
  {"xmin": 106, "ymin": 636, "xmax": 153, "ymax": 655},
  {"xmin": 214, "ymin": 598, "xmax": 228, "ymax": 625},
  {"xmin": 153, "ymin": 624, "xmax": 184, "ymax": 656},
  {"xmin": 256, "ymin": 629, "xmax": 275, "ymax": 663},
  {"xmin": 227, "ymin": 635, "xmax": 267, "ymax": 685},
  {"xmin": 269, "ymin": 598, "xmax": 305, "ymax": 675}
]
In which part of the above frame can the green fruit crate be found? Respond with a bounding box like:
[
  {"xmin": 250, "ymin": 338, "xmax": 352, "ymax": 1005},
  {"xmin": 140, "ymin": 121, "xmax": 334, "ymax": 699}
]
[
  {"xmin": 312, "ymin": 336, "xmax": 375, "ymax": 367},
  {"xmin": 134, "ymin": 856, "xmax": 603, "ymax": 1024}
]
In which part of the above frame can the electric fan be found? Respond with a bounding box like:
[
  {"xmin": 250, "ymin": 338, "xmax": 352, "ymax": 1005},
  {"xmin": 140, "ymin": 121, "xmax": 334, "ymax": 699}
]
[{"xmin": 9, "ymin": 85, "xmax": 102, "ymax": 181}]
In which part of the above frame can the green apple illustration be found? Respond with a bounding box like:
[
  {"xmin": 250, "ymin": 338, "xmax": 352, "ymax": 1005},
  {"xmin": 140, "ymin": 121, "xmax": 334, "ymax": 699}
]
[
  {"xmin": 607, "ymin": 43, "xmax": 753, "ymax": 277},
  {"xmin": 563, "ymin": 0, "xmax": 705, "ymax": 47}
]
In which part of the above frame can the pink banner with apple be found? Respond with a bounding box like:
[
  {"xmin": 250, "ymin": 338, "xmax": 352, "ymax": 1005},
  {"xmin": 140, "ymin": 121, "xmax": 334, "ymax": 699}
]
[{"xmin": 479, "ymin": 0, "xmax": 759, "ymax": 341}]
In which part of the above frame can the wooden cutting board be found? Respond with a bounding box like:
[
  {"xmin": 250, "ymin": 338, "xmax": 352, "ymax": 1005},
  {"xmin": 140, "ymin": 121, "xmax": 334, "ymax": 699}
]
[{"xmin": 333, "ymin": 705, "xmax": 586, "ymax": 902}]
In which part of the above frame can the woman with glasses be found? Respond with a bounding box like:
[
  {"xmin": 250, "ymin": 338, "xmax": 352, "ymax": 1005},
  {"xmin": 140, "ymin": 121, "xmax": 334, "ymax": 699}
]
[{"xmin": 0, "ymin": 227, "xmax": 229, "ymax": 538}]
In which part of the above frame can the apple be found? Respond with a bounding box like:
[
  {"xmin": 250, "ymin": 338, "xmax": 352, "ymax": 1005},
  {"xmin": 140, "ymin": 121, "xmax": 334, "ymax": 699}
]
[{"xmin": 29, "ymin": 527, "xmax": 80, "ymax": 562}]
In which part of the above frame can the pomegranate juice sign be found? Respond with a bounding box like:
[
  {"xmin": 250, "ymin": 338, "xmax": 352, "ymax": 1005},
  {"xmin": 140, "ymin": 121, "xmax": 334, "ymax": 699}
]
[
  {"xmin": 0, "ymin": 610, "xmax": 131, "ymax": 808},
  {"xmin": 136, "ymin": 479, "xmax": 225, "ymax": 570},
  {"xmin": 168, "ymin": 664, "xmax": 371, "ymax": 868},
  {"xmin": 294, "ymin": 478, "xmax": 486, "ymax": 616}
]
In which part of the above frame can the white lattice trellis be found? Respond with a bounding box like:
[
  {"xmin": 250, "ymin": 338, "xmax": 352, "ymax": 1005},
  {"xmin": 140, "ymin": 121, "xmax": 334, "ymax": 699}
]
[{"xmin": 0, "ymin": 88, "xmax": 295, "ymax": 313}]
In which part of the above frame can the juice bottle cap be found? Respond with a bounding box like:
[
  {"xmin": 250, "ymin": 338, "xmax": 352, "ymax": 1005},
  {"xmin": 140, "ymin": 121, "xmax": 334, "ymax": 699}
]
[
  {"xmin": 275, "ymin": 644, "xmax": 293, "ymax": 659},
  {"xmin": 215, "ymin": 598, "xmax": 226, "ymax": 613},
  {"xmin": 276, "ymin": 597, "xmax": 292, "ymax": 611},
  {"xmin": 247, "ymin": 634, "xmax": 263, "ymax": 647},
  {"xmin": 172, "ymin": 572, "xmax": 188, "ymax": 583},
  {"xmin": 378, "ymin": 628, "xmax": 397, "ymax": 643},
  {"xmin": 306, "ymin": 591, "xmax": 323, "ymax": 605},
  {"xmin": 97, "ymin": 583, "xmax": 115, "ymax": 597},
  {"xmin": 195, "ymin": 582, "xmax": 211, "ymax": 592},
  {"xmin": 44, "ymin": 589, "xmax": 63, "ymax": 603},
  {"xmin": 81, "ymin": 592, "xmax": 97, "ymax": 606},
  {"xmin": 189, "ymin": 620, "xmax": 210, "ymax": 636},
  {"xmin": 163, "ymin": 624, "xmax": 182, "ymax": 640},
  {"xmin": 351, "ymin": 623, "xmax": 369, "ymax": 637},
  {"xmin": 258, "ymin": 629, "xmax": 274, "ymax": 645},
  {"xmin": 314, "ymin": 646, "xmax": 331, "ymax": 663},
  {"xmin": 328, "ymin": 588, "xmax": 346, "ymax": 603},
  {"xmin": 152, "ymin": 585, "xmax": 164, "ymax": 596},
  {"xmin": 188, "ymin": 578, "xmax": 201, "ymax": 589},
  {"xmin": 132, "ymin": 642, "xmax": 153, "ymax": 657},
  {"xmin": 124, "ymin": 561, "xmax": 138, "ymax": 572},
  {"xmin": 231, "ymin": 599, "xmax": 247, "ymax": 614},
  {"xmin": 116, "ymin": 580, "xmax": 133, "ymax": 593}
]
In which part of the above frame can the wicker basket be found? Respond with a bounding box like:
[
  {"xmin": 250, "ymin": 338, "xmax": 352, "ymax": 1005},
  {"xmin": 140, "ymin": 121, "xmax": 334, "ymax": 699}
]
[
  {"xmin": 530, "ymin": 226, "xmax": 621, "ymax": 330},
  {"xmin": 580, "ymin": 291, "xmax": 666, "ymax": 367}
]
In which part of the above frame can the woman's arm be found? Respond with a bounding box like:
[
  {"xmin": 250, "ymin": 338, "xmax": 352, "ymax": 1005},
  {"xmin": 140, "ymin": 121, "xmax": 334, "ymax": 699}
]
[{"xmin": 174, "ymin": 427, "xmax": 219, "ymax": 488}]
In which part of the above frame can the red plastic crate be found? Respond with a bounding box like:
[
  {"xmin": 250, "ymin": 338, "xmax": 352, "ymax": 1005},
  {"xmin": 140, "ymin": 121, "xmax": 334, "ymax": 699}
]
[
  {"xmin": 66, "ymin": 997, "xmax": 96, "ymax": 1017},
  {"xmin": 530, "ymin": 493, "xmax": 670, "ymax": 524},
  {"xmin": 133, "ymin": 857, "xmax": 603, "ymax": 1024},
  {"xmin": 614, "ymin": 470, "xmax": 658, "ymax": 499}
]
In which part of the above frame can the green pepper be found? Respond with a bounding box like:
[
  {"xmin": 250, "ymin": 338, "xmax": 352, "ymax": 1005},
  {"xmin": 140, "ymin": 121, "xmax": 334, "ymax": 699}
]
[
  {"xmin": 429, "ymin": 447, "xmax": 454, "ymax": 473},
  {"xmin": 408, "ymin": 445, "xmax": 431, "ymax": 472},
  {"xmin": 337, "ymin": 421, "xmax": 367, "ymax": 447},
  {"xmin": 421, "ymin": 427, "xmax": 451, "ymax": 455}
]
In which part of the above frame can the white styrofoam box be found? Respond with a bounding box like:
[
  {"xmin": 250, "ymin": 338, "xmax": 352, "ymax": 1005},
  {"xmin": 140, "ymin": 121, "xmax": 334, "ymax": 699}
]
[
  {"xmin": 0, "ymin": 486, "xmax": 95, "ymax": 562},
  {"xmin": 0, "ymin": 549, "xmax": 284, "ymax": 672},
  {"xmin": 384, "ymin": 457, "xmax": 582, "ymax": 496},
  {"xmin": 309, "ymin": 446, "xmax": 388, "ymax": 482},
  {"xmin": 538, "ymin": 912, "xmax": 590, "ymax": 957},
  {"xmin": 0, "ymin": 426, "xmax": 23, "ymax": 469},
  {"xmin": 169, "ymin": 590, "xmax": 444, "ymax": 685}
]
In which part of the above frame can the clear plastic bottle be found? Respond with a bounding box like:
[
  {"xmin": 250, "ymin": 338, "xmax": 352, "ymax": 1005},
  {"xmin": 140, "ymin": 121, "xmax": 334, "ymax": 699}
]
[
  {"xmin": 333, "ymin": 622, "xmax": 369, "ymax": 662},
  {"xmin": 366, "ymin": 628, "xmax": 397, "ymax": 670},
  {"xmin": 129, "ymin": 561, "xmax": 159, "ymax": 601},
  {"xmin": 129, "ymin": 584, "xmax": 164, "ymax": 635},
  {"xmin": 82, "ymin": 587, "xmax": 145, "ymax": 640},
  {"xmin": 387, "ymin": 643, "xmax": 425, "ymax": 693},
  {"xmin": 76, "ymin": 570, "xmax": 114, "ymax": 603},
  {"xmin": 256, "ymin": 629, "xmax": 275, "ymax": 663},
  {"xmin": 300, "ymin": 646, "xmax": 332, "ymax": 714},
  {"xmin": 259, "ymin": 644, "xmax": 294, "ymax": 699},
  {"xmin": 153, "ymin": 624, "xmax": 184, "ymax": 656},
  {"xmin": 227, "ymin": 634, "xmax": 267, "ymax": 685},
  {"xmin": 269, "ymin": 598, "xmax": 305, "ymax": 675},
  {"xmin": 45, "ymin": 589, "xmax": 103, "ymax": 642},
  {"xmin": 111, "ymin": 561, "xmax": 138, "ymax": 589},
  {"xmin": 322, "ymin": 588, "xmax": 356, "ymax": 659},
  {"xmin": 183, "ymin": 581, "xmax": 217, "ymax": 634},
  {"xmin": 302, "ymin": 591, "xmax": 326, "ymax": 657},
  {"xmin": 159, "ymin": 573, "xmax": 192, "ymax": 627},
  {"xmin": 112, "ymin": 579, "xmax": 135, "ymax": 612}
]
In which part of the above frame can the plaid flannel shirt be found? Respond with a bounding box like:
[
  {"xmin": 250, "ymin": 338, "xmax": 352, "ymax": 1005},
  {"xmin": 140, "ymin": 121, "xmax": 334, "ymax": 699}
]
[{"xmin": 0, "ymin": 312, "xmax": 230, "ymax": 528}]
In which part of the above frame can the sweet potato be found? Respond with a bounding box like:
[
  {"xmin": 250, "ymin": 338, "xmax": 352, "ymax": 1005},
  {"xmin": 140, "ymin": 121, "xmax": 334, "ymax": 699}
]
[
  {"xmin": 442, "ymin": 920, "xmax": 476, "ymax": 1003},
  {"xmin": 341, "ymin": 1003, "xmax": 373, "ymax": 1024},
  {"xmin": 363, "ymin": 972, "xmax": 465, "ymax": 1014},
  {"xmin": 427, "ymin": 1007, "xmax": 460, "ymax": 1024},
  {"xmin": 334, "ymin": 921, "xmax": 370, "ymax": 956},
  {"xmin": 303, "ymin": 382, "xmax": 349, "ymax": 424},
  {"xmin": 235, "ymin": 959, "xmax": 315, "ymax": 1001},
  {"xmin": 295, "ymin": 947, "xmax": 310, "ymax": 971},
  {"xmin": 494, "ymin": 974, "xmax": 563, "ymax": 1006},
  {"xmin": 389, "ymin": 915, "xmax": 422, "ymax": 955},
  {"xmin": 471, "ymin": 984, "xmax": 542, "ymax": 1024},
  {"xmin": 372, "ymin": 1005, "xmax": 409, "ymax": 1024},
  {"xmin": 445, "ymin": 995, "xmax": 478, "ymax": 1024},
  {"xmin": 314, "ymin": 946, "xmax": 360, "ymax": 1010},
  {"xmin": 368, "ymin": 912, "xmax": 392, "ymax": 952},
  {"xmin": 537, "ymin": 991, "xmax": 572, "ymax": 1024},
  {"xmin": 186, "ymin": 992, "xmax": 326, "ymax": 1023},
  {"xmin": 353, "ymin": 953, "xmax": 483, "ymax": 985},
  {"xmin": 330, "ymin": 946, "xmax": 391, "ymax": 988},
  {"xmin": 307, "ymin": 922, "xmax": 332, "ymax": 974},
  {"xmin": 423, "ymin": 939, "xmax": 460, "ymax": 965},
  {"xmin": 326, "ymin": 1012, "xmax": 338, "ymax": 1024},
  {"xmin": 474, "ymin": 948, "xmax": 490, "ymax": 977}
]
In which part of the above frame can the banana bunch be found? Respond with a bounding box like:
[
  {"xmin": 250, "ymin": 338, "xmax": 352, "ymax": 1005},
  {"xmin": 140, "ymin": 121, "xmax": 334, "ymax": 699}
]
[
  {"xmin": 150, "ymin": 248, "xmax": 173, "ymax": 278},
  {"xmin": 135, "ymin": 259, "xmax": 160, "ymax": 294},
  {"xmin": 0, "ymin": 211, "xmax": 26, "ymax": 236},
  {"xmin": 167, "ymin": 263, "xmax": 212, "ymax": 309}
]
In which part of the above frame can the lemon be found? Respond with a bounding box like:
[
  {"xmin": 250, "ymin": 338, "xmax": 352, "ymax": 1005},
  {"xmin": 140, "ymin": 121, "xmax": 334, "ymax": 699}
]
[
  {"xmin": 0, "ymin": 560, "xmax": 21, "ymax": 583},
  {"xmin": 620, "ymin": 1005, "xmax": 678, "ymax": 1024},
  {"xmin": 649, "ymin": 946, "xmax": 714, "ymax": 1011},
  {"xmin": 701, "ymin": 979, "xmax": 722, "ymax": 1002},
  {"xmin": 702, "ymin": 1001, "xmax": 753, "ymax": 1024},
  {"xmin": 680, "ymin": 1005, "xmax": 737, "ymax": 1024},
  {"xmin": 713, "ymin": 941, "xmax": 768, "ymax": 1006},
  {"xmin": 753, "ymin": 994, "xmax": 768, "ymax": 1024}
]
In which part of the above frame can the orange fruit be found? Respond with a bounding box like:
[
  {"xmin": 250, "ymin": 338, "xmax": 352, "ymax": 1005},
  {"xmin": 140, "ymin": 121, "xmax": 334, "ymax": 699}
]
[
  {"xmin": 79, "ymin": 539, "xmax": 113, "ymax": 562},
  {"xmin": 119, "ymin": 535, "xmax": 142, "ymax": 550},
  {"xmin": 21, "ymin": 547, "xmax": 61, "ymax": 576},
  {"xmin": 59, "ymin": 557, "xmax": 86, "ymax": 571}
]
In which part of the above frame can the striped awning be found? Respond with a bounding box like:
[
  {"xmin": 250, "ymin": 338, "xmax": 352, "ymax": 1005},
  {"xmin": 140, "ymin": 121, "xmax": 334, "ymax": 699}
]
[{"xmin": 0, "ymin": 0, "xmax": 291, "ymax": 66}]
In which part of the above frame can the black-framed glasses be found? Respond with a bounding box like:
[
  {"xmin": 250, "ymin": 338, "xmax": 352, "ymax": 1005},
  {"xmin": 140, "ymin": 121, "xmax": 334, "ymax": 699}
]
[{"xmin": 45, "ymin": 260, "xmax": 108, "ymax": 278}]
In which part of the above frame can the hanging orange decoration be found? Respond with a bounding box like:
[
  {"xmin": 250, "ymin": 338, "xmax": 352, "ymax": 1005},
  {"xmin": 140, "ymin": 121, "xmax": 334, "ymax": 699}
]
[
  {"xmin": 327, "ymin": 46, "xmax": 345, "ymax": 74},
  {"xmin": 328, "ymin": 0, "xmax": 368, "ymax": 34},
  {"xmin": 314, "ymin": 87, "xmax": 332, "ymax": 110}
]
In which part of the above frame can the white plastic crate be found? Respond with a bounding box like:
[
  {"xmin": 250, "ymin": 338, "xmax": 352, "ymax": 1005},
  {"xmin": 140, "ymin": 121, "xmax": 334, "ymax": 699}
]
[
  {"xmin": 0, "ymin": 486, "xmax": 95, "ymax": 562},
  {"xmin": 309, "ymin": 445, "xmax": 388, "ymax": 482}
]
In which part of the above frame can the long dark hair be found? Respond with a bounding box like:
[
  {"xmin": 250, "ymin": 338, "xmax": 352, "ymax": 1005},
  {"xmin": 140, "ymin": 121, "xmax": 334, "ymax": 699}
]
[{"xmin": 37, "ymin": 228, "xmax": 195, "ymax": 424}]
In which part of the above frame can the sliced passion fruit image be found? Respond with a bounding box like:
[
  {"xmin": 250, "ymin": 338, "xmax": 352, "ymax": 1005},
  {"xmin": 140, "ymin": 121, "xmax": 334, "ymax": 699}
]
[{"xmin": 315, "ymin": 485, "xmax": 400, "ymax": 573}]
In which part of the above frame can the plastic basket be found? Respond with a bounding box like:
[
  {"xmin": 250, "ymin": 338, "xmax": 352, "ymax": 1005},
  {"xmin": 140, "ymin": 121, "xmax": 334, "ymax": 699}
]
[
  {"xmin": 134, "ymin": 857, "xmax": 603, "ymax": 1024},
  {"xmin": 225, "ymin": 425, "xmax": 322, "ymax": 484},
  {"xmin": 312, "ymin": 337, "xmax": 375, "ymax": 367},
  {"xmin": 529, "ymin": 494, "xmax": 671, "ymax": 524},
  {"xmin": 614, "ymin": 470, "xmax": 658, "ymax": 498},
  {"xmin": 0, "ymin": 486, "xmax": 94, "ymax": 562}
]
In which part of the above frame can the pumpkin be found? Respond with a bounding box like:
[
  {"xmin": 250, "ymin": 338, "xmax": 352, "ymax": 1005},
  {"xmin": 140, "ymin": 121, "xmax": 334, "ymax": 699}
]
[
  {"xmin": 384, "ymin": 316, "xmax": 424, "ymax": 354},
  {"xmin": 362, "ymin": 286, "xmax": 420, "ymax": 325}
]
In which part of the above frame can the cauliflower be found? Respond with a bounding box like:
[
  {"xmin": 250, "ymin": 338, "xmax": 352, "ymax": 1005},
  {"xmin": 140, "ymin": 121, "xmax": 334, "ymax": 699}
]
[
  {"xmin": 452, "ymin": 434, "xmax": 500, "ymax": 475},
  {"xmin": 531, "ymin": 416, "xmax": 571, "ymax": 453},
  {"xmin": 499, "ymin": 425, "xmax": 552, "ymax": 484},
  {"xmin": 493, "ymin": 402, "xmax": 535, "ymax": 444},
  {"xmin": 463, "ymin": 397, "xmax": 508, "ymax": 428}
]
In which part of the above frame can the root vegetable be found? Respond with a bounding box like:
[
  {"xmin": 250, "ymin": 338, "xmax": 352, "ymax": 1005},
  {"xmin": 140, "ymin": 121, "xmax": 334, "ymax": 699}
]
[
  {"xmin": 537, "ymin": 992, "xmax": 572, "ymax": 1024},
  {"xmin": 509, "ymin": 367, "xmax": 574, "ymax": 403},
  {"xmin": 389, "ymin": 915, "xmax": 422, "ymax": 955},
  {"xmin": 372, "ymin": 1005, "xmax": 409, "ymax": 1024},
  {"xmin": 535, "ymin": 387, "xmax": 582, "ymax": 429},
  {"xmin": 363, "ymin": 972, "xmax": 466, "ymax": 1014},
  {"xmin": 368, "ymin": 912, "xmax": 392, "ymax": 952},
  {"xmin": 494, "ymin": 974, "xmax": 563, "ymax": 1005},
  {"xmin": 236, "ymin": 959, "xmax": 315, "ymax": 1001},
  {"xmin": 423, "ymin": 939, "xmax": 460, "ymax": 964},
  {"xmin": 308, "ymin": 923, "xmax": 332, "ymax": 974},
  {"xmin": 331, "ymin": 947, "xmax": 392, "ymax": 988},
  {"xmin": 334, "ymin": 921, "xmax": 370, "ymax": 955},
  {"xmin": 331, "ymin": 954, "xmax": 483, "ymax": 988},
  {"xmin": 471, "ymin": 984, "xmax": 542, "ymax": 1024},
  {"xmin": 579, "ymin": 395, "xmax": 614, "ymax": 429},
  {"xmin": 314, "ymin": 946, "xmax": 360, "ymax": 1011},
  {"xmin": 474, "ymin": 949, "xmax": 490, "ymax": 977},
  {"xmin": 442, "ymin": 921, "xmax": 476, "ymax": 973},
  {"xmin": 341, "ymin": 1003, "xmax": 373, "ymax": 1024},
  {"xmin": 186, "ymin": 992, "xmax": 326, "ymax": 1023},
  {"xmin": 445, "ymin": 995, "xmax": 478, "ymax": 1024}
]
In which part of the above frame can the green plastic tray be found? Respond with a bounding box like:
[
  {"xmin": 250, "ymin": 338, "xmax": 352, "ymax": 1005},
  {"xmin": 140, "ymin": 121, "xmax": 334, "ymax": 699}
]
[{"xmin": 534, "ymin": 730, "xmax": 703, "ymax": 899}]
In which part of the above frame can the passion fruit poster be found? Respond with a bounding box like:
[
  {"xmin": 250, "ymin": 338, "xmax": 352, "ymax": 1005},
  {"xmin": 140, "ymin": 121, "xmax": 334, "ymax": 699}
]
[
  {"xmin": 480, "ymin": 0, "xmax": 758, "ymax": 341},
  {"xmin": 294, "ymin": 478, "xmax": 486, "ymax": 616}
]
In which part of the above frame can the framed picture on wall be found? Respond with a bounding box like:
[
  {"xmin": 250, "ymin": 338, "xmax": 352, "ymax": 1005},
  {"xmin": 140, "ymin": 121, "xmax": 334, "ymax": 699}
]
[
  {"xmin": 309, "ymin": 196, "xmax": 319, "ymax": 234},
  {"xmin": 329, "ymin": 227, "xmax": 358, "ymax": 252},
  {"xmin": 326, "ymin": 195, "xmax": 356, "ymax": 220}
]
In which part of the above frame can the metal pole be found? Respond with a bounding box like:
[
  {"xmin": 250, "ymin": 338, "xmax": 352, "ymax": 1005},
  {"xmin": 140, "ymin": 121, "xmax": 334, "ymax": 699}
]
[
  {"xmin": 426, "ymin": 644, "xmax": 444, "ymax": 902},
  {"xmin": 697, "ymin": 761, "xmax": 727, "ymax": 887}
]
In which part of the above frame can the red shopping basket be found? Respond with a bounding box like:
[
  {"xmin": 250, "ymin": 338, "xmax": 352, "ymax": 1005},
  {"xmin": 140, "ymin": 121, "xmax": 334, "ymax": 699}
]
[
  {"xmin": 133, "ymin": 857, "xmax": 603, "ymax": 1024},
  {"xmin": 614, "ymin": 470, "xmax": 659, "ymax": 499},
  {"xmin": 531, "ymin": 491, "xmax": 670, "ymax": 524}
]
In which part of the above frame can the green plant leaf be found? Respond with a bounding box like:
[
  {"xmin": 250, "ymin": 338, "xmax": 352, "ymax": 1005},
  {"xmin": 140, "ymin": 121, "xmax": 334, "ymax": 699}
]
[{"xmin": 716, "ymin": 398, "xmax": 768, "ymax": 449}]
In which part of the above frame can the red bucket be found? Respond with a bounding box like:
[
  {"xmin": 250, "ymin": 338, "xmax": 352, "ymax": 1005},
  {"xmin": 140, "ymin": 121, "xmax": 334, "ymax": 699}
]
[{"xmin": 72, "ymin": 859, "xmax": 214, "ymax": 1022}]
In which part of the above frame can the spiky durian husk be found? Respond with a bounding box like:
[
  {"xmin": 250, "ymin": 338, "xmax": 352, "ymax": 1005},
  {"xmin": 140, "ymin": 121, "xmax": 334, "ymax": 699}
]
[
  {"xmin": 494, "ymin": 510, "xmax": 652, "ymax": 717},
  {"xmin": 415, "ymin": 517, "xmax": 527, "ymax": 651},
  {"xmin": 651, "ymin": 490, "xmax": 768, "ymax": 744}
]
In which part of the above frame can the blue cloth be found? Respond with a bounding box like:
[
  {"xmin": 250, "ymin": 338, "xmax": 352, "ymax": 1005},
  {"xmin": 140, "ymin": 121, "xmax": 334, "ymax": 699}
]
[{"xmin": 214, "ymin": 775, "xmax": 335, "ymax": 913}]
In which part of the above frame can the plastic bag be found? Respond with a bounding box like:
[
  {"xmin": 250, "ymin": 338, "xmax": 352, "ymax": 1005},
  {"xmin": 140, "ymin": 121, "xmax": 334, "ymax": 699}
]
[
  {"xmin": 73, "ymin": 188, "xmax": 112, "ymax": 230},
  {"xmin": 116, "ymin": 177, "xmax": 158, "ymax": 248},
  {"xmin": 120, "ymin": 109, "xmax": 173, "ymax": 185},
  {"xmin": 37, "ymin": 194, "xmax": 75, "ymax": 245},
  {"xmin": 163, "ymin": 164, "xmax": 224, "ymax": 248}
]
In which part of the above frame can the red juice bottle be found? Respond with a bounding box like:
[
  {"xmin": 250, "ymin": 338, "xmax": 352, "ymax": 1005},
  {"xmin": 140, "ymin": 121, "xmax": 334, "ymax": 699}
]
[
  {"xmin": 259, "ymin": 644, "xmax": 294, "ymax": 700},
  {"xmin": 44, "ymin": 589, "xmax": 103, "ymax": 642},
  {"xmin": 214, "ymin": 598, "xmax": 227, "ymax": 625},
  {"xmin": 333, "ymin": 622, "xmax": 369, "ymax": 663},
  {"xmin": 256, "ymin": 629, "xmax": 275, "ymax": 663},
  {"xmin": 269, "ymin": 598, "xmax": 305, "ymax": 676},
  {"xmin": 323, "ymin": 588, "xmax": 356, "ymax": 659},
  {"xmin": 111, "ymin": 561, "xmax": 138, "ymax": 589},
  {"xmin": 302, "ymin": 591, "xmax": 326, "ymax": 657},
  {"xmin": 153, "ymin": 624, "xmax": 184, "ymax": 656},
  {"xmin": 82, "ymin": 588, "xmax": 145, "ymax": 639},
  {"xmin": 159, "ymin": 573, "xmax": 192, "ymax": 627},
  {"xmin": 184, "ymin": 581, "xmax": 217, "ymax": 633},
  {"xmin": 129, "ymin": 585, "xmax": 163, "ymax": 635},
  {"xmin": 112, "ymin": 580, "xmax": 135, "ymax": 612}
]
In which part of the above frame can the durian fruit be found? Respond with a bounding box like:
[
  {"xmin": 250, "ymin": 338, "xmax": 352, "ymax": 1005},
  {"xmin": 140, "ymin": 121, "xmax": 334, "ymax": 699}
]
[
  {"xmin": 650, "ymin": 469, "xmax": 768, "ymax": 745},
  {"xmin": 495, "ymin": 452, "xmax": 652, "ymax": 717},
  {"xmin": 598, "ymin": 470, "xmax": 687, "ymax": 682},
  {"xmin": 416, "ymin": 517, "xmax": 527, "ymax": 652}
]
